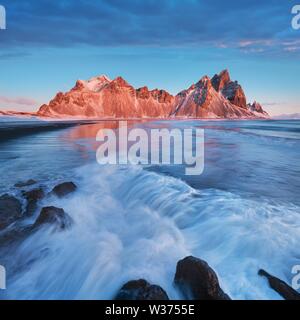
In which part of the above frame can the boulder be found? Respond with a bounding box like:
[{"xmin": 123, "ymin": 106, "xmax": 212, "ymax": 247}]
[
  {"xmin": 14, "ymin": 179, "xmax": 36, "ymax": 188},
  {"xmin": 0, "ymin": 194, "xmax": 22, "ymax": 230},
  {"xmin": 23, "ymin": 188, "xmax": 45, "ymax": 201},
  {"xmin": 51, "ymin": 182, "xmax": 77, "ymax": 198},
  {"xmin": 174, "ymin": 256, "xmax": 230, "ymax": 300},
  {"xmin": 115, "ymin": 279, "xmax": 169, "ymax": 300},
  {"xmin": 33, "ymin": 206, "xmax": 73, "ymax": 231},
  {"xmin": 23, "ymin": 187, "xmax": 45, "ymax": 216},
  {"xmin": 258, "ymin": 269, "xmax": 300, "ymax": 300}
]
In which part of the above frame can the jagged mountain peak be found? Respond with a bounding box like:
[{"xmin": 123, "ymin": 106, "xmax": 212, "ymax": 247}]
[
  {"xmin": 74, "ymin": 75, "xmax": 111, "ymax": 92},
  {"xmin": 37, "ymin": 70, "xmax": 269, "ymax": 119},
  {"xmin": 211, "ymin": 69, "xmax": 247, "ymax": 109},
  {"xmin": 196, "ymin": 75, "xmax": 211, "ymax": 86},
  {"xmin": 220, "ymin": 69, "xmax": 230, "ymax": 76},
  {"xmin": 111, "ymin": 76, "xmax": 131, "ymax": 87},
  {"xmin": 248, "ymin": 101, "xmax": 268, "ymax": 116},
  {"xmin": 221, "ymin": 81, "xmax": 247, "ymax": 109},
  {"xmin": 211, "ymin": 69, "xmax": 231, "ymax": 91}
]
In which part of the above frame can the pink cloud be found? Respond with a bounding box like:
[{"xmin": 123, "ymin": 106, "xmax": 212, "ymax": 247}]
[
  {"xmin": 0, "ymin": 95, "xmax": 38, "ymax": 106},
  {"xmin": 238, "ymin": 39, "xmax": 273, "ymax": 48}
]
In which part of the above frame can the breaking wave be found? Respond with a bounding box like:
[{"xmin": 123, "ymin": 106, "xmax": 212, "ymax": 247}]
[{"xmin": 2, "ymin": 164, "xmax": 300, "ymax": 300}]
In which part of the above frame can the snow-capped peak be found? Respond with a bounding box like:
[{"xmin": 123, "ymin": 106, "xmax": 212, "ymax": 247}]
[{"xmin": 80, "ymin": 75, "xmax": 111, "ymax": 92}]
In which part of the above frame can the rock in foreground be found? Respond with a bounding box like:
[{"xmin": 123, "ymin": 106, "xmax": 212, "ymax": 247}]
[
  {"xmin": 0, "ymin": 194, "xmax": 22, "ymax": 230},
  {"xmin": 23, "ymin": 187, "xmax": 45, "ymax": 216},
  {"xmin": 15, "ymin": 179, "xmax": 37, "ymax": 188},
  {"xmin": 258, "ymin": 269, "xmax": 300, "ymax": 300},
  {"xmin": 51, "ymin": 182, "xmax": 77, "ymax": 198},
  {"xmin": 174, "ymin": 256, "xmax": 230, "ymax": 300},
  {"xmin": 34, "ymin": 206, "xmax": 73, "ymax": 231},
  {"xmin": 115, "ymin": 279, "xmax": 169, "ymax": 300}
]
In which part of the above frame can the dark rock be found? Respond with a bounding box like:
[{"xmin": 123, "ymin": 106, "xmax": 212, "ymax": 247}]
[
  {"xmin": 33, "ymin": 206, "xmax": 73, "ymax": 231},
  {"xmin": 51, "ymin": 182, "xmax": 77, "ymax": 198},
  {"xmin": 174, "ymin": 256, "xmax": 230, "ymax": 300},
  {"xmin": 23, "ymin": 188, "xmax": 45, "ymax": 216},
  {"xmin": 0, "ymin": 225, "xmax": 33, "ymax": 246},
  {"xmin": 23, "ymin": 188, "xmax": 45, "ymax": 201},
  {"xmin": 258, "ymin": 269, "xmax": 300, "ymax": 300},
  {"xmin": 115, "ymin": 279, "xmax": 169, "ymax": 300},
  {"xmin": 211, "ymin": 69, "xmax": 231, "ymax": 92},
  {"xmin": 222, "ymin": 81, "xmax": 247, "ymax": 109},
  {"xmin": 0, "ymin": 194, "xmax": 22, "ymax": 230},
  {"xmin": 15, "ymin": 179, "xmax": 36, "ymax": 188},
  {"xmin": 211, "ymin": 70, "xmax": 247, "ymax": 109}
]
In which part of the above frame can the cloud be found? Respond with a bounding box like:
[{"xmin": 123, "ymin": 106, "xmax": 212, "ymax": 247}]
[
  {"xmin": 0, "ymin": 0, "xmax": 298, "ymax": 56},
  {"xmin": 0, "ymin": 96, "xmax": 38, "ymax": 106},
  {"xmin": 0, "ymin": 52, "xmax": 30, "ymax": 60},
  {"xmin": 261, "ymin": 102, "xmax": 287, "ymax": 107}
]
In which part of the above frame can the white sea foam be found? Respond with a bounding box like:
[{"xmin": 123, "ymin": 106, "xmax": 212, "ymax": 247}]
[{"xmin": 2, "ymin": 164, "xmax": 300, "ymax": 300}]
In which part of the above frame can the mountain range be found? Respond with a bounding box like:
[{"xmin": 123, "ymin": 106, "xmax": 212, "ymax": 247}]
[{"xmin": 2, "ymin": 70, "xmax": 269, "ymax": 119}]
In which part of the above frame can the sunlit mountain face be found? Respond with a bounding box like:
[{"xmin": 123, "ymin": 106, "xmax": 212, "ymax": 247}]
[{"xmin": 36, "ymin": 70, "xmax": 268, "ymax": 119}]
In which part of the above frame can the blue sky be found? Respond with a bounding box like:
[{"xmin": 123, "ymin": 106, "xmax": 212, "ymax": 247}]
[{"xmin": 0, "ymin": 0, "xmax": 299, "ymax": 115}]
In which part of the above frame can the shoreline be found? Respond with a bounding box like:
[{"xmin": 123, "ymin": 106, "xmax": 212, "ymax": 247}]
[{"xmin": 0, "ymin": 114, "xmax": 278, "ymax": 122}]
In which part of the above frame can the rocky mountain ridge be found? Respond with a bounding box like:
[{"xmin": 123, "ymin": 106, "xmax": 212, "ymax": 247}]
[{"xmin": 12, "ymin": 70, "xmax": 269, "ymax": 119}]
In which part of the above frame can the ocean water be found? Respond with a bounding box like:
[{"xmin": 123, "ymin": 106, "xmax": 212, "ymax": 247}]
[{"xmin": 0, "ymin": 119, "xmax": 299, "ymax": 300}]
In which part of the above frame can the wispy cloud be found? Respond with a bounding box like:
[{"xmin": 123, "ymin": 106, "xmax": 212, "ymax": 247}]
[
  {"xmin": 261, "ymin": 102, "xmax": 288, "ymax": 108},
  {"xmin": 238, "ymin": 40, "xmax": 274, "ymax": 48},
  {"xmin": 0, "ymin": 0, "xmax": 298, "ymax": 56},
  {"xmin": 0, "ymin": 96, "xmax": 38, "ymax": 106},
  {"xmin": 0, "ymin": 52, "xmax": 30, "ymax": 60}
]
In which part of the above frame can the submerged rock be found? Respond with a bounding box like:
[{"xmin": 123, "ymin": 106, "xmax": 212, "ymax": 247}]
[
  {"xmin": 0, "ymin": 194, "xmax": 22, "ymax": 230},
  {"xmin": 51, "ymin": 182, "xmax": 77, "ymax": 198},
  {"xmin": 174, "ymin": 256, "xmax": 230, "ymax": 300},
  {"xmin": 1, "ymin": 205, "xmax": 73, "ymax": 244},
  {"xmin": 258, "ymin": 269, "xmax": 300, "ymax": 300},
  {"xmin": 115, "ymin": 279, "xmax": 169, "ymax": 300},
  {"xmin": 0, "ymin": 225, "xmax": 33, "ymax": 246},
  {"xmin": 34, "ymin": 206, "xmax": 73, "ymax": 231},
  {"xmin": 15, "ymin": 179, "xmax": 37, "ymax": 188},
  {"xmin": 23, "ymin": 187, "xmax": 45, "ymax": 216}
]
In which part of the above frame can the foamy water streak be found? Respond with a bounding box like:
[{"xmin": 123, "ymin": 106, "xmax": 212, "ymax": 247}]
[{"xmin": 2, "ymin": 164, "xmax": 300, "ymax": 300}]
